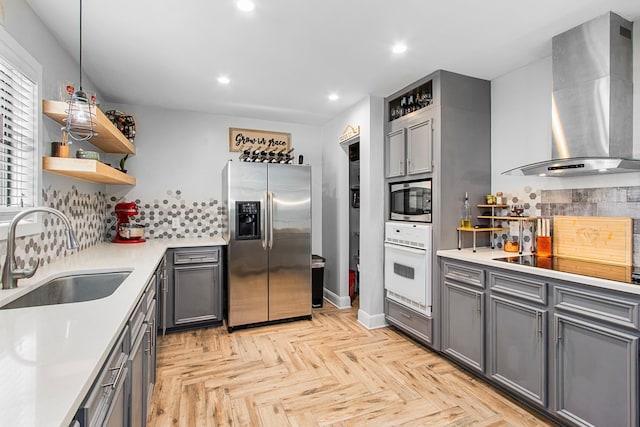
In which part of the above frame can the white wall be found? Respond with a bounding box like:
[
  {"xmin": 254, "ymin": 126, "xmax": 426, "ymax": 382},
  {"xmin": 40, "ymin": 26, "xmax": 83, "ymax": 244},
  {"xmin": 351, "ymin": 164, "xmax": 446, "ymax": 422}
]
[
  {"xmin": 321, "ymin": 96, "xmax": 385, "ymax": 329},
  {"xmin": 492, "ymin": 17, "xmax": 640, "ymax": 193},
  {"xmin": 105, "ymin": 103, "xmax": 324, "ymax": 252},
  {"xmin": 2, "ymin": 0, "xmax": 105, "ymax": 197}
]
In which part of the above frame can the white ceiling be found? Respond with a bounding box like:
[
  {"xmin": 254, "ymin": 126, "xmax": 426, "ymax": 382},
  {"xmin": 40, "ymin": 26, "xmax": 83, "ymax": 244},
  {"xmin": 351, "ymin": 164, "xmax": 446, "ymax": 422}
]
[{"xmin": 25, "ymin": 0, "xmax": 640, "ymax": 125}]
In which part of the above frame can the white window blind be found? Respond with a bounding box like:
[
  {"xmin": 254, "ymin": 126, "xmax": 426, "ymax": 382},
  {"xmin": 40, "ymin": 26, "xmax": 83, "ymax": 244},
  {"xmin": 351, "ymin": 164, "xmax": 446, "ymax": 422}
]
[{"xmin": 0, "ymin": 41, "xmax": 38, "ymax": 223}]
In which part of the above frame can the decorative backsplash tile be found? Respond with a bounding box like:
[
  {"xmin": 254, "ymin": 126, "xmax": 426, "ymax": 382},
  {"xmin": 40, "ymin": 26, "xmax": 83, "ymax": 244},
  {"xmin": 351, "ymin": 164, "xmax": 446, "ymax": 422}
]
[
  {"xmin": 105, "ymin": 189, "xmax": 227, "ymax": 241},
  {"xmin": 494, "ymin": 185, "xmax": 639, "ymax": 267},
  {"xmin": 0, "ymin": 186, "xmax": 107, "ymax": 271}
]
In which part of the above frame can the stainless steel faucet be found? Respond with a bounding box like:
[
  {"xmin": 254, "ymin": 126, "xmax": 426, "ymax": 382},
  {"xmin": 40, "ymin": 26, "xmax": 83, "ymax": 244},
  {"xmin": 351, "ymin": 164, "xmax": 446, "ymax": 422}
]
[{"xmin": 2, "ymin": 207, "xmax": 79, "ymax": 289}]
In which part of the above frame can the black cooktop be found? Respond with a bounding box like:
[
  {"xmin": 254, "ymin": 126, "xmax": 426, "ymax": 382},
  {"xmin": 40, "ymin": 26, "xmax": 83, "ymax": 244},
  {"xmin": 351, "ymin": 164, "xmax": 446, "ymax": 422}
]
[{"xmin": 494, "ymin": 255, "xmax": 640, "ymax": 285}]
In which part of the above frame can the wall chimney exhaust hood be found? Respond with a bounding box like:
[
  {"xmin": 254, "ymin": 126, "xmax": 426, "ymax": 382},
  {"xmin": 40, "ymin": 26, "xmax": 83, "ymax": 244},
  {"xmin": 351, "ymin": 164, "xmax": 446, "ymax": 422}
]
[{"xmin": 503, "ymin": 12, "xmax": 639, "ymax": 177}]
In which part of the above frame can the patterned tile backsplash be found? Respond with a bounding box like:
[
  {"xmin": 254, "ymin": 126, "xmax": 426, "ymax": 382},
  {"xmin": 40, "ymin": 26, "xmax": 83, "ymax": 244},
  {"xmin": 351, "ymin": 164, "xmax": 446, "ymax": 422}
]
[
  {"xmin": 0, "ymin": 187, "xmax": 227, "ymax": 273},
  {"xmin": 105, "ymin": 189, "xmax": 226, "ymax": 241},
  {"xmin": 493, "ymin": 185, "xmax": 640, "ymax": 267},
  {"xmin": 0, "ymin": 186, "xmax": 108, "ymax": 271}
]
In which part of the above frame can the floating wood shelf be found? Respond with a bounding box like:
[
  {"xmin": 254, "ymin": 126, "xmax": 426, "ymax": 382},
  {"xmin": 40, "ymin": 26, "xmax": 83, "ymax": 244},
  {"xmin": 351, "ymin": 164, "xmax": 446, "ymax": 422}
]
[
  {"xmin": 43, "ymin": 100, "xmax": 135, "ymax": 154},
  {"xmin": 42, "ymin": 157, "xmax": 136, "ymax": 185}
]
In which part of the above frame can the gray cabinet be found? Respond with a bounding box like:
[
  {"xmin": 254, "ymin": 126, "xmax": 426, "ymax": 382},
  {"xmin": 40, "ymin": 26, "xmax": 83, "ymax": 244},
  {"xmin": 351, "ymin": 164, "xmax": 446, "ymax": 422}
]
[
  {"xmin": 553, "ymin": 284, "xmax": 639, "ymax": 427},
  {"xmin": 385, "ymin": 128, "xmax": 405, "ymax": 177},
  {"xmin": 73, "ymin": 328, "xmax": 129, "ymax": 427},
  {"xmin": 488, "ymin": 271, "xmax": 548, "ymax": 408},
  {"xmin": 167, "ymin": 246, "xmax": 223, "ymax": 330},
  {"xmin": 442, "ymin": 279, "xmax": 485, "ymax": 373},
  {"xmin": 489, "ymin": 296, "xmax": 547, "ymax": 406},
  {"xmin": 441, "ymin": 260, "xmax": 486, "ymax": 373},
  {"xmin": 385, "ymin": 117, "xmax": 433, "ymax": 178},
  {"xmin": 129, "ymin": 319, "xmax": 147, "ymax": 427},
  {"xmin": 439, "ymin": 256, "xmax": 640, "ymax": 427},
  {"xmin": 385, "ymin": 71, "xmax": 492, "ymax": 352},
  {"xmin": 157, "ymin": 255, "xmax": 168, "ymax": 335},
  {"xmin": 385, "ymin": 297, "xmax": 432, "ymax": 346}
]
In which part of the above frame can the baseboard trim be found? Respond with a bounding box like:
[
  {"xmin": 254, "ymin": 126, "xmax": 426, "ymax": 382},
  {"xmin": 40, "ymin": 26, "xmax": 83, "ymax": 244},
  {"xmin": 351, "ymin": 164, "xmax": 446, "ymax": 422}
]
[
  {"xmin": 323, "ymin": 289, "xmax": 352, "ymax": 309},
  {"xmin": 357, "ymin": 309, "xmax": 388, "ymax": 330}
]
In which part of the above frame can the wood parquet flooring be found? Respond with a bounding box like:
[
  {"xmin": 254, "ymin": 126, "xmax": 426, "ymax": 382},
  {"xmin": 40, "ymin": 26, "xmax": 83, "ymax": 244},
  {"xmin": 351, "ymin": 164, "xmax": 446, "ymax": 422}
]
[{"xmin": 148, "ymin": 302, "xmax": 556, "ymax": 426}]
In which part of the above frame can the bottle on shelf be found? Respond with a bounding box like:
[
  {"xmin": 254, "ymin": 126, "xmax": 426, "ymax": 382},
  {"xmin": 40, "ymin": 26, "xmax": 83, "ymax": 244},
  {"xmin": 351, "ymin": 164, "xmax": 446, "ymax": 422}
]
[{"xmin": 461, "ymin": 192, "xmax": 471, "ymax": 228}]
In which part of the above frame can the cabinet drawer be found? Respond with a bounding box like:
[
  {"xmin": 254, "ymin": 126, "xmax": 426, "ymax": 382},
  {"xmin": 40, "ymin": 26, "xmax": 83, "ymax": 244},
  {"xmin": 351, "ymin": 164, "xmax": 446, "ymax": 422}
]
[
  {"xmin": 489, "ymin": 271, "xmax": 547, "ymax": 305},
  {"xmin": 443, "ymin": 261, "xmax": 484, "ymax": 288},
  {"xmin": 174, "ymin": 248, "xmax": 219, "ymax": 264},
  {"xmin": 554, "ymin": 285, "xmax": 640, "ymax": 331},
  {"xmin": 385, "ymin": 298, "xmax": 432, "ymax": 345},
  {"xmin": 129, "ymin": 297, "xmax": 146, "ymax": 336},
  {"xmin": 76, "ymin": 327, "xmax": 128, "ymax": 427},
  {"xmin": 144, "ymin": 275, "xmax": 156, "ymax": 311}
]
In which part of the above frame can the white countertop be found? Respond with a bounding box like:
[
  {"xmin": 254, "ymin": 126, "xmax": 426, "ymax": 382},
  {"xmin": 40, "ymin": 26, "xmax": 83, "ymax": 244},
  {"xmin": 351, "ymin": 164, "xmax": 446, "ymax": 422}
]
[
  {"xmin": 0, "ymin": 237, "xmax": 226, "ymax": 427},
  {"xmin": 437, "ymin": 247, "xmax": 640, "ymax": 296}
]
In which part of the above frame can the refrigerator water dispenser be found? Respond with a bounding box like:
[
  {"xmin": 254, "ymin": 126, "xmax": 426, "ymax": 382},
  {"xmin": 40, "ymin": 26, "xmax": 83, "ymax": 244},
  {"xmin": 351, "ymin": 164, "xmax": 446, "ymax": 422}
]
[{"xmin": 236, "ymin": 201, "xmax": 260, "ymax": 240}]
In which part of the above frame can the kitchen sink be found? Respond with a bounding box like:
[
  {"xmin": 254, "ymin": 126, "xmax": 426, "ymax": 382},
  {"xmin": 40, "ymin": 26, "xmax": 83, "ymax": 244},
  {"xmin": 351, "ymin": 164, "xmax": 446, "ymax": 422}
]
[{"xmin": 0, "ymin": 271, "xmax": 131, "ymax": 309}]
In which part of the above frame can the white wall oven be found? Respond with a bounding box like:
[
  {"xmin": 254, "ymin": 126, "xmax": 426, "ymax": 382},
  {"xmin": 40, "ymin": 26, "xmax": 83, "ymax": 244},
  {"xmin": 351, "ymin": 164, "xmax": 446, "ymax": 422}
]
[
  {"xmin": 389, "ymin": 179, "xmax": 431, "ymax": 222},
  {"xmin": 384, "ymin": 222, "xmax": 432, "ymax": 316}
]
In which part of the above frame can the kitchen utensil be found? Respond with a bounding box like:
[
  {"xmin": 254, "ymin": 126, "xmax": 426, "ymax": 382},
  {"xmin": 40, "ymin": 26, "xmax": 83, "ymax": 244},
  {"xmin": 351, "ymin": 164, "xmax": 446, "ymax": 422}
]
[
  {"xmin": 118, "ymin": 223, "xmax": 145, "ymax": 239},
  {"xmin": 553, "ymin": 216, "xmax": 632, "ymax": 265}
]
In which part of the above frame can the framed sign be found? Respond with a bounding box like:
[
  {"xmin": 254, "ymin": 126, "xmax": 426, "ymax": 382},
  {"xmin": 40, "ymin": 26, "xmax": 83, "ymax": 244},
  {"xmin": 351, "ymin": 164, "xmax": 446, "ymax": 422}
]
[{"xmin": 229, "ymin": 128, "xmax": 291, "ymax": 152}]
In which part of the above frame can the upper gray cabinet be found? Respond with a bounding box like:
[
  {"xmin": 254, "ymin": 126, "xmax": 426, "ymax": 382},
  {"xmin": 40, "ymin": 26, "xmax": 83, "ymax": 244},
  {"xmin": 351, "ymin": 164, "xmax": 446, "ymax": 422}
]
[
  {"xmin": 385, "ymin": 79, "xmax": 435, "ymax": 179},
  {"xmin": 385, "ymin": 118, "xmax": 433, "ymax": 177}
]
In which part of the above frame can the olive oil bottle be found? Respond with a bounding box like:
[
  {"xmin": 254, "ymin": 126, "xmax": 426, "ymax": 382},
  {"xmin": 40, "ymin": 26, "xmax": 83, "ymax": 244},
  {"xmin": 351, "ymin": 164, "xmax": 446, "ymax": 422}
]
[{"xmin": 461, "ymin": 192, "xmax": 471, "ymax": 228}]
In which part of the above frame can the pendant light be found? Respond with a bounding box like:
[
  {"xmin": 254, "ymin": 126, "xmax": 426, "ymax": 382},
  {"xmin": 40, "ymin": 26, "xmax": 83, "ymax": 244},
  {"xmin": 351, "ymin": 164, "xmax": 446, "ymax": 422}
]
[{"xmin": 62, "ymin": 0, "xmax": 97, "ymax": 141}]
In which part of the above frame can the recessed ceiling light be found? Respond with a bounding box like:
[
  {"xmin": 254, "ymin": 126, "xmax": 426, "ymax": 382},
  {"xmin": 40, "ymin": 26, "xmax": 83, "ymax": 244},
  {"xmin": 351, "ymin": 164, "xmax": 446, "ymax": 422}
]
[
  {"xmin": 217, "ymin": 76, "xmax": 230, "ymax": 85},
  {"xmin": 328, "ymin": 93, "xmax": 339, "ymax": 101},
  {"xmin": 392, "ymin": 42, "xmax": 407, "ymax": 54},
  {"xmin": 236, "ymin": 0, "xmax": 255, "ymax": 12}
]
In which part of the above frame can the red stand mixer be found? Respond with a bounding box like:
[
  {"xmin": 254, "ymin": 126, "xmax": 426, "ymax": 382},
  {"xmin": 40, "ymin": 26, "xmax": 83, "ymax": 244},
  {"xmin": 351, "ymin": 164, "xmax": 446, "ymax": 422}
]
[{"xmin": 113, "ymin": 202, "xmax": 146, "ymax": 244}]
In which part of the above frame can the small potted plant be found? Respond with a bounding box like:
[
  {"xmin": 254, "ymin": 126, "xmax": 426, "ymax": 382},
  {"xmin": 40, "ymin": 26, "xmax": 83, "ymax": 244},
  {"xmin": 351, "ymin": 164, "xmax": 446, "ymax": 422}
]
[{"xmin": 118, "ymin": 154, "xmax": 129, "ymax": 173}]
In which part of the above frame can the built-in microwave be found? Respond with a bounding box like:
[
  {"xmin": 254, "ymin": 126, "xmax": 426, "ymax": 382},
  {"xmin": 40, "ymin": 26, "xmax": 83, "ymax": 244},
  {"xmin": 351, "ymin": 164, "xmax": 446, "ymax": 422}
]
[{"xmin": 390, "ymin": 179, "xmax": 432, "ymax": 222}]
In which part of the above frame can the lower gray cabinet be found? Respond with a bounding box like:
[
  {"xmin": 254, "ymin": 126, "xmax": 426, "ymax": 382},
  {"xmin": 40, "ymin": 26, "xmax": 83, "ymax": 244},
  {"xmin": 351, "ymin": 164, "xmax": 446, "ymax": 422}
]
[
  {"xmin": 129, "ymin": 319, "xmax": 147, "ymax": 427},
  {"xmin": 167, "ymin": 247, "xmax": 223, "ymax": 330},
  {"xmin": 489, "ymin": 295, "xmax": 547, "ymax": 407},
  {"xmin": 385, "ymin": 297, "xmax": 432, "ymax": 346},
  {"xmin": 554, "ymin": 314, "xmax": 638, "ymax": 427},
  {"xmin": 442, "ymin": 280, "xmax": 485, "ymax": 373}
]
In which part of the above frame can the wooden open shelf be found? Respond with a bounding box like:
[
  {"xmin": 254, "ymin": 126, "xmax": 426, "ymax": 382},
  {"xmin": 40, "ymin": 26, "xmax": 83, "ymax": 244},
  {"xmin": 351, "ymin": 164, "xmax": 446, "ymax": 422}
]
[
  {"xmin": 43, "ymin": 100, "xmax": 135, "ymax": 154},
  {"xmin": 42, "ymin": 157, "xmax": 136, "ymax": 185}
]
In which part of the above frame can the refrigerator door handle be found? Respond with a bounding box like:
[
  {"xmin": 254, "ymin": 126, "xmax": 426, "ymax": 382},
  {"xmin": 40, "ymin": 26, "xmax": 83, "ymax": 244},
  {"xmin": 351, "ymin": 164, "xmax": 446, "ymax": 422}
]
[
  {"xmin": 261, "ymin": 191, "xmax": 268, "ymax": 250},
  {"xmin": 268, "ymin": 191, "xmax": 274, "ymax": 249}
]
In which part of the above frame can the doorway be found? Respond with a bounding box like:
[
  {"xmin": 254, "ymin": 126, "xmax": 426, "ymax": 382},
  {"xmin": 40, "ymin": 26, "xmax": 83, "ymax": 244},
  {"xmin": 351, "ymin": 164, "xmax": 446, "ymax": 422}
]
[{"xmin": 348, "ymin": 141, "xmax": 360, "ymax": 307}]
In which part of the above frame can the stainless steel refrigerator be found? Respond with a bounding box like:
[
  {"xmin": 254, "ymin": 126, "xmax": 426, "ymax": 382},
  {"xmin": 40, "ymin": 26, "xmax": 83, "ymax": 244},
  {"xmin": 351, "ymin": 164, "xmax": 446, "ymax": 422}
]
[{"xmin": 222, "ymin": 160, "xmax": 312, "ymax": 331}]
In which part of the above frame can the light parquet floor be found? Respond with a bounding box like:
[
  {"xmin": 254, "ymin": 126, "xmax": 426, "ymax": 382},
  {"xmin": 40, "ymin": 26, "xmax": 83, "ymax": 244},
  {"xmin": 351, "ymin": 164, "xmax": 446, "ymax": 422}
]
[{"xmin": 148, "ymin": 302, "xmax": 556, "ymax": 426}]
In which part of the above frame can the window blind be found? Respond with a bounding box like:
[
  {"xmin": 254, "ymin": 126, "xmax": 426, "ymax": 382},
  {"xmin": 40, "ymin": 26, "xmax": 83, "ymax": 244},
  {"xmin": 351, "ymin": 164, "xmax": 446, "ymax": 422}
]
[{"xmin": 0, "ymin": 54, "xmax": 36, "ymax": 222}]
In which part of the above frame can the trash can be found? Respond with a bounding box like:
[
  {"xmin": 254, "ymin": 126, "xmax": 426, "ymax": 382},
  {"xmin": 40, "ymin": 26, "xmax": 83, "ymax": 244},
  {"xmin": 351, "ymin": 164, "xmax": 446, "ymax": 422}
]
[{"xmin": 312, "ymin": 255, "xmax": 325, "ymax": 308}]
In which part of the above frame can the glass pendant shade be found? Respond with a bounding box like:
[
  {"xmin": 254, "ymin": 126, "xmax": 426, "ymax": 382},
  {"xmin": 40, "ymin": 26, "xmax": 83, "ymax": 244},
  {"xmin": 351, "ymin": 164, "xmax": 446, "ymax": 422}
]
[
  {"xmin": 63, "ymin": 88, "xmax": 97, "ymax": 141},
  {"xmin": 63, "ymin": 0, "xmax": 97, "ymax": 141}
]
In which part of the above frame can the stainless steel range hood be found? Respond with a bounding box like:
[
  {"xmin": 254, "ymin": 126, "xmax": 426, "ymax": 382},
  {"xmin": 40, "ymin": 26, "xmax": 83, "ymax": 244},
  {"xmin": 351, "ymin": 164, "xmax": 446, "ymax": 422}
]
[{"xmin": 503, "ymin": 12, "xmax": 639, "ymax": 177}]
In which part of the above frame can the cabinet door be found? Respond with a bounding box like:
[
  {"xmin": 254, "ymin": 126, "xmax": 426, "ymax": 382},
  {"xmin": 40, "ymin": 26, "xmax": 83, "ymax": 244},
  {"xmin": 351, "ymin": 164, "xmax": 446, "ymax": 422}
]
[
  {"xmin": 489, "ymin": 296, "xmax": 547, "ymax": 407},
  {"xmin": 407, "ymin": 119, "xmax": 432, "ymax": 175},
  {"xmin": 442, "ymin": 280, "xmax": 484, "ymax": 373},
  {"xmin": 129, "ymin": 324, "xmax": 147, "ymax": 427},
  {"xmin": 554, "ymin": 314, "xmax": 638, "ymax": 427},
  {"xmin": 103, "ymin": 364, "xmax": 129, "ymax": 427},
  {"xmin": 385, "ymin": 128, "xmax": 405, "ymax": 177},
  {"xmin": 145, "ymin": 303, "xmax": 157, "ymax": 412},
  {"xmin": 174, "ymin": 263, "xmax": 219, "ymax": 324}
]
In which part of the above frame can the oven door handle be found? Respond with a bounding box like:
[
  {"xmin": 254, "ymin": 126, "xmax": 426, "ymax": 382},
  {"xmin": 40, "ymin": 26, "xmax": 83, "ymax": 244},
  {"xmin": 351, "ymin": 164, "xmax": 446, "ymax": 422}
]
[{"xmin": 384, "ymin": 242, "xmax": 427, "ymax": 255}]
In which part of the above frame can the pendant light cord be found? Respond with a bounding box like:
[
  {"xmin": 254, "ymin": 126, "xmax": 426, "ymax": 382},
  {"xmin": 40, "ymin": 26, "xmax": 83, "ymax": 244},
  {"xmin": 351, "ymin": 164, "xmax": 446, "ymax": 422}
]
[{"xmin": 79, "ymin": 0, "xmax": 83, "ymax": 90}]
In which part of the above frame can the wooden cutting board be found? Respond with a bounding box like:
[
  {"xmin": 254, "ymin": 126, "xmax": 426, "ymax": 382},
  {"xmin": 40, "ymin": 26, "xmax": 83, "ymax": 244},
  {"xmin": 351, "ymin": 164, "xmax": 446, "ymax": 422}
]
[{"xmin": 553, "ymin": 216, "xmax": 633, "ymax": 266}]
